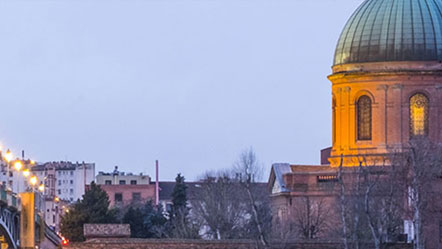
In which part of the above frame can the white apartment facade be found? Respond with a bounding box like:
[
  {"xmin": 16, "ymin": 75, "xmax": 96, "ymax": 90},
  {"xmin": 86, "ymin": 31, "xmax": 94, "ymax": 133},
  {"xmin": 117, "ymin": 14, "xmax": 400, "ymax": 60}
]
[{"xmin": 31, "ymin": 161, "xmax": 95, "ymax": 232}]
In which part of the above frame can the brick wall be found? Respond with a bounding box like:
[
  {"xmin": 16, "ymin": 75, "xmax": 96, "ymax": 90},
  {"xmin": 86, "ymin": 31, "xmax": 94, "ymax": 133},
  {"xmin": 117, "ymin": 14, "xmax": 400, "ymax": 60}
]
[
  {"xmin": 64, "ymin": 238, "xmax": 254, "ymax": 249},
  {"xmin": 64, "ymin": 238, "xmax": 412, "ymax": 249}
]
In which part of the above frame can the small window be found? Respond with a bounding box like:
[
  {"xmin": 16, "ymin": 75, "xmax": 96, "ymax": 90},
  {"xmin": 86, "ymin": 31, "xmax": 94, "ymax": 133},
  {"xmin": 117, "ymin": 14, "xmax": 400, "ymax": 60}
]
[
  {"xmin": 357, "ymin": 95, "xmax": 372, "ymax": 140},
  {"xmin": 105, "ymin": 180, "xmax": 112, "ymax": 185},
  {"xmin": 130, "ymin": 180, "xmax": 137, "ymax": 185},
  {"xmin": 132, "ymin": 192, "xmax": 141, "ymax": 202},
  {"xmin": 410, "ymin": 93, "xmax": 429, "ymax": 137},
  {"xmin": 70, "ymin": 189, "xmax": 73, "ymax": 194},
  {"xmin": 70, "ymin": 180, "xmax": 73, "ymax": 184},
  {"xmin": 115, "ymin": 193, "xmax": 123, "ymax": 202},
  {"xmin": 58, "ymin": 190, "xmax": 61, "ymax": 195},
  {"xmin": 317, "ymin": 175, "xmax": 338, "ymax": 183},
  {"xmin": 58, "ymin": 180, "xmax": 61, "ymax": 186},
  {"xmin": 332, "ymin": 98, "xmax": 336, "ymax": 145},
  {"xmin": 70, "ymin": 171, "xmax": 74, "ymax": 176},
  {"xmin": 119, "ymin": 180, "xmax": 126, "ymax": 185}
]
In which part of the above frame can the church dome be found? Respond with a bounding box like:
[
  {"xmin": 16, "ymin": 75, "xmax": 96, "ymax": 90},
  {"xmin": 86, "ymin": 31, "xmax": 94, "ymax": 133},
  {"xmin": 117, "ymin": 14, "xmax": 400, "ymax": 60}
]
[{"xmin": 334, "ymin": 0, "xmax": 442, "ymax": 66}]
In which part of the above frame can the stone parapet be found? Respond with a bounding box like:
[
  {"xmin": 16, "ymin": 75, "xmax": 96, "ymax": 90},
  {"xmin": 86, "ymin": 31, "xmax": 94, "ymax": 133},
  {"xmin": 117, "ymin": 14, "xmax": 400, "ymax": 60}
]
[
  {"xmin": 63, "ymin": 238, "xmax": 412, "ymax": 249},
  {"xmin": 83, "ymin": 224, "xmax": 130, "ymax": 239}
]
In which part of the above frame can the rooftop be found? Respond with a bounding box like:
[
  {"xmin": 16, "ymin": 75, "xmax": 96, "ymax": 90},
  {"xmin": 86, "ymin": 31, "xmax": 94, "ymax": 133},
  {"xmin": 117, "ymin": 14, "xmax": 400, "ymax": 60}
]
[{"xmin": 334, "ymin": 0, "xmax": 442, "ymax": 66}]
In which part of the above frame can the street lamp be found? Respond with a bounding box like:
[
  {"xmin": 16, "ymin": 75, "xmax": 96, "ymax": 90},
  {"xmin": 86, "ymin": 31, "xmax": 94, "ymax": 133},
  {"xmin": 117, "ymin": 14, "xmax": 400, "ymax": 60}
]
[
  {"xmin": 38, "ymin": 184, "xmax": 44, "ymax": 193},
  {"xmin": 4, "ymin": 149, "xmax": 12, "ymax": 162},
  {"xmin": 22, "ymin": 169, "xmax": 30, "ymax": 178},
  {"xmin": 13, "ymin": 161, "xmax": 22, "ymax": 171},
  {"xmin": 29, "ymin": 176, "xmax": 38, "ymax": 188},
  {"xmin": 13, "ymin": 160, "xmax": 23, "ymax": 192},
  {"xmin": 4, "ymin": 149, "xmax": 12, "ymax": 191}
]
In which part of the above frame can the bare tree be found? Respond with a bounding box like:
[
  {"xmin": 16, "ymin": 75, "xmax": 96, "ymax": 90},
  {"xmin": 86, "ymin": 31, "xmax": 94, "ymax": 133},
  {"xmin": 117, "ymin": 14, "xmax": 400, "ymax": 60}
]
[
  {"xmin": 292, "ymin": 196, "xmax": 329, "ymax": 239},
  {"xmin": 359, "ymin": 163, "xmax": 404, "ymax": 249},
  {"xmin": 191, "ymin": 172, "xmax": 249, "ymax": 240},
  {"xmin": 234, "ymin": 148, "xmax": 271, "ymax": 249},
  {"xmin": 392, "ymin": 138, "xmax": 442, "ymax": 249}
]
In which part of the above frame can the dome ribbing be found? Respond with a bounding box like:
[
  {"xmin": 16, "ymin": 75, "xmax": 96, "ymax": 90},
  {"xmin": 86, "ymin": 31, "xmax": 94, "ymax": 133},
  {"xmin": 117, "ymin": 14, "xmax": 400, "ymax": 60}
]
[{"xmin": 334, "ymin": 0, "xmax": 442, "ymax": 66}]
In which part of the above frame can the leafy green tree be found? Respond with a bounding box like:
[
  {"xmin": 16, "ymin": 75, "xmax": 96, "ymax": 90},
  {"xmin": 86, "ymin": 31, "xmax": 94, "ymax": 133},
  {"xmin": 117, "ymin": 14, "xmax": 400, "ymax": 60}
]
[
  {"xmin": 143, "ymin": 200, "xmax": 167, "ymax": 238},
  {"xmin": 123, "ymin": 207, "xmax": 145, "ymax": 238},
  {"xmin": 171, "ymin": 173, "xmax": 188, "ymax": 214},
  {"xmin": 168, "ymin": 173, "xmax": 200, "ymax": 238},
  {"xmin": 60, "ymin": 182, "xmax": 117, "ymax": 241},
  {"xmin": 122, "ymin": 200, "xmax": 167, "ymax": 238}
]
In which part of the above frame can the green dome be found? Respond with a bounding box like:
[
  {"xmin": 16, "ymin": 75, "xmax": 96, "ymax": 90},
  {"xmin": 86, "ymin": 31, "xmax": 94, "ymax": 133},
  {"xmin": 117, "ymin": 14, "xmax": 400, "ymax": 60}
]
[{"xmin": 334, "ymin": 0, "xmax": 442, "ymax": 66}]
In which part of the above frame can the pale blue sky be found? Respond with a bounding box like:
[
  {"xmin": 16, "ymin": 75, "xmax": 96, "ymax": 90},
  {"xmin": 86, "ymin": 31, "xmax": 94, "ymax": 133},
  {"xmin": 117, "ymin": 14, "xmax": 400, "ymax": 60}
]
[{"xmin": 0, "ymin": 0, "xmax": 363, "ymax": 181}]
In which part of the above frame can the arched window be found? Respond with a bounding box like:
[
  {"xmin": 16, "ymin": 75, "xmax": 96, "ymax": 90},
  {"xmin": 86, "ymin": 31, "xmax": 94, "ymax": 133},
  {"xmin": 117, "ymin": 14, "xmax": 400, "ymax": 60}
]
[
  {"xmin": 332, "ymin": 98, "xmax": 336, "ymax": 145},
  {"xmin": 357, "ymin": 95, "xmax": 372, "ymax": 140},
  {"xmin": 410, "ymin": 93, "xmax": 429, "ymax": 137}
]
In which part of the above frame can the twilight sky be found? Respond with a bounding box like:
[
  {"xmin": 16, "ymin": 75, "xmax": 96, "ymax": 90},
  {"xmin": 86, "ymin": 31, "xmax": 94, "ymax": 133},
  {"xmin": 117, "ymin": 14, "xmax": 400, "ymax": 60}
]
[{"xmin": 0, "ymin": 0, "xmax": 363, "ymax": 181}]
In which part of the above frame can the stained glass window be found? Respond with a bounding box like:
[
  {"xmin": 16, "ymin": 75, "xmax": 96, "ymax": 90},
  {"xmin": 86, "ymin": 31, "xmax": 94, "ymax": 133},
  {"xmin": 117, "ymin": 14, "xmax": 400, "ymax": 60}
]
[
  {"xmin": 357, "ymin": 96, "xmax": 372, "ymax": 141},
  {"xmin": 410, "ymin": 93, "xmax": 429, "ymax": 137}
]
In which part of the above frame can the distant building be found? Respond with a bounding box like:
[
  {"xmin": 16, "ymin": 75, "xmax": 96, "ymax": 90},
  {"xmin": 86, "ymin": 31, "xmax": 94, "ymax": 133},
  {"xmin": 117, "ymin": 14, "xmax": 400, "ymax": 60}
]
[
  {"xmin": 157, "ymin": 181, "xmax": 200, "ymax": 214},
  {"xmin": 32, "ymin": 161, "xmax": 95, "ymax": 202},
  {"xmin": 31, "ymin": 161, "xmax": 95, "ymax": 232},
  {"xmin": 95, "ymin": 166, "xmax": 155, "ymax": 207},
  {"xmin": 268, "ymin": 0, "xmax": 442, "ymax": 247}
]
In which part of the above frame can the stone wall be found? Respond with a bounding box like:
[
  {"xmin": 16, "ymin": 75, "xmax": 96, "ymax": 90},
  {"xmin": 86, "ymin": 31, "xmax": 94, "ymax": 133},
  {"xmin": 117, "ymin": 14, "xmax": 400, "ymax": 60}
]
[
  {"xmin": 63, "ymin": 238, "xmax": 412, "ymax": 249},
  {"xmin": 83, "ymin": 224, "xmax": 130, "ymax": 239},
  {"xmin": 64, "ymin": 238, "xmax": 254, "ymax": 249}
]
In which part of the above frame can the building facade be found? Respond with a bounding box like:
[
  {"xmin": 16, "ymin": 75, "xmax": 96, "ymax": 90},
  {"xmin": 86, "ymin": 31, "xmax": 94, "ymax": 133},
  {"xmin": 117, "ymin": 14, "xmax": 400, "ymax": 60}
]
[
  {"xmin": 31, "ymin": 161, "xmax": 95, "ymax": 232},
  {"xmin": 96, "ymin": 166, "xmax": 155, "ymax": 207},
  {"xmin": 329, "ymin": 0, "xmax": 442, "ymax": 166},
  {"xmin": 269, "ymin": 0, "xmax": 442, "ymax": 247}
]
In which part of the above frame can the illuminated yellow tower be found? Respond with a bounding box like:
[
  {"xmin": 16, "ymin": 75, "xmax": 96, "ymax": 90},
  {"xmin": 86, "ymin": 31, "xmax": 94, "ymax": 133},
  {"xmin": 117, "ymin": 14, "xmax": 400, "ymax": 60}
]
[{"xmin": 328, "ymin": 0, "xmax": 442, "ymax": 166}]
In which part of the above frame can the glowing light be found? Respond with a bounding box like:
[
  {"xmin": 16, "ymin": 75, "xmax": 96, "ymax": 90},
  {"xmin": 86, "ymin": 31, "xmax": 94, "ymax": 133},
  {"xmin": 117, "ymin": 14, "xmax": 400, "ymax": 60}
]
[
  {"xmin": 38, "ymin": 184, "xmax": 45, "ymax": 192},
  {"xmin": 65, "ymin": 209, "xmax": 70, "ymax": 213},
  {"xmin": 4, "ymin": 149, "xmax": 12, "ymax": 162},
  {"xmin": 54, "ymin": 197, "xmax": 60, "ymax": 202},
  {"xmin": 22, "ymin": 169, "xmax": 30, "ymax": 177},
  {"xmin": 61, "ymin": 238, "xmax": 69, "ymax": 246},
  {"xmin": 29, "ymin": 176, "xmax": 38, "ymax": 186},
  {"xmin": 13, "ymin": 161, "xmax": 23, "ymax": 171},
  {"xmin": 30, "ymin": 160, "xmax": 35, "ymax": 165}
]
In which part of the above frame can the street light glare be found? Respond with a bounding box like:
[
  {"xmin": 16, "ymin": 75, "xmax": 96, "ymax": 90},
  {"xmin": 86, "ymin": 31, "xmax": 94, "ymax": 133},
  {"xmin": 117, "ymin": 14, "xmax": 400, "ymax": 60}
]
[
  {"xmin": 38, "ymin": 184, "xmax": 45, "ymax": 192},
  {"xmin": 14, "ymin": 161, "xmax": 23, "ymax": 171},
  {"xmin": 4, "ymin": 149, "xmax": 12, "ymax": 162},
  {"xmin": 29, "ymin": 176, "xmax": 38, "ymax": 186},
  {"xmin": 23, "ymin": 169, "xmax": 30, "ymax": 177}
]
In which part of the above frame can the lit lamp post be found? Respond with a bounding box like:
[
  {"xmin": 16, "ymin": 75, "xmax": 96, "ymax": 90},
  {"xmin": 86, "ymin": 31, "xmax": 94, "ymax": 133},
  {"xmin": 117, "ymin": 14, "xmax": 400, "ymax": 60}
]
[
  {"xmin": 22, "ymin": 169, "xmax": 30, "ymax": 191},
  {"xmin": 29, "ymin": 176, "xmax": 38, "ymax": 192},
  {"xmin": 13, "ymin": 161, "xmax": 23, "ymax": 193},
  {"xmin": 4, "ymin": 149, "xmax": 13, "ymax": 191}
]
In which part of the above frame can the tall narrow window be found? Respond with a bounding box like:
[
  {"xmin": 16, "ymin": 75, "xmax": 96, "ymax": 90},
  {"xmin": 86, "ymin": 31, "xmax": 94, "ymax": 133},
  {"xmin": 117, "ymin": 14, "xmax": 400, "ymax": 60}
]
[
  {"xmin": 332, "ymin": 98, "xmax": 336, "ymax": 145},
  {"xmin": 410, "ymin": 93, "xmax": 429, "ymax": 137},
  {"xmin": 357, "ymin": 95, "xmax": 372, "ymax": 140}
]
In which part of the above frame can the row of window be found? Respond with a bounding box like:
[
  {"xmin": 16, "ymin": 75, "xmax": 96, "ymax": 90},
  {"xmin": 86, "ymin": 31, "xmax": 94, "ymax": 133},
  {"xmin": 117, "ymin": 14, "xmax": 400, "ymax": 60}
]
[
  {"xmin": 57, "ymin": 189, "xmax": 74, "ymax": 195},
  {"xmin": 58, "ymin": 171, "xmax": 74, "ymax": 176},
  {"xmin": 105, "ymin": 180, "xmax": 137, "ymax": 185},
  {"xmin": 333, "ymin": 93, "xmax": 429, "ymax": 141},
  {"xmin": 58, "ymin": 180, "xmax": 74, "ymax": 185},
  {"xmin": 114, "ymin": 192, "xmax": 141, "ymax": 202}
]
